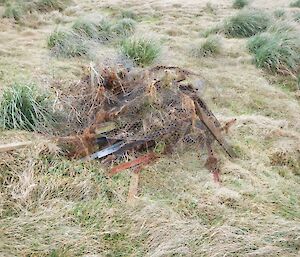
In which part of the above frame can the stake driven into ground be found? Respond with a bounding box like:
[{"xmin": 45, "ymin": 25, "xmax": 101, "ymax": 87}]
[{"xmin": 0, "ymin": 0, "xmax": 299, "ymax": 256}]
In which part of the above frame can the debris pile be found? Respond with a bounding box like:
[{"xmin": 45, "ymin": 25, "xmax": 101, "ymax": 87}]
[{"xmin": 58, "ymin": 64, "xmax": 236, "ymax": 183}]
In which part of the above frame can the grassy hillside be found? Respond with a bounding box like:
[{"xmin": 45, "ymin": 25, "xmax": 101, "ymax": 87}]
[{"xmin": 0, "ymin": 0, "xmax": 299, "ymax": 256}]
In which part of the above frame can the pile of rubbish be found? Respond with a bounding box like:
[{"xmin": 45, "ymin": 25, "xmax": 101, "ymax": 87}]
[
  {"xmin": 58, "ymin": 64, "xmax": 236, "ymax": 182},
  {"xmin": 0, "ymin": 64, "xmax": 237, "ymax": 201}
]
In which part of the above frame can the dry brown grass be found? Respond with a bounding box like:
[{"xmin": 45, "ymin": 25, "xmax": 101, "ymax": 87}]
[{"xmin": 0, "ymin": 0, "xmax": 300, "ymax": 256}]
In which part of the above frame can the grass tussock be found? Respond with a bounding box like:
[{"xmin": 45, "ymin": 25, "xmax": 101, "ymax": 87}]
[
  {"xmin": 233, "ymin": 0, "xmax": 249, "ymax": 9},
  {"xmin": 120, "ymin": 37, "xmax": 160, "ymax": 66},
  {"xmin": 224, "ymin": 9, "xmax": 271, "ymax": 38},
  {"xmin": 72, "ymin": 19, "xmax": 99, "ymax": 39},
  {"xmin": 47, "ymin": 16, "xmax": 137, "ymax": 58},
  {"xmin": 71, "ymin": 17, "xmax": 136, "ymax": 40},
  {"xmin": 290, "ymin": 0, "xmax": 300, "ymax": 8},
  {"xmin": 0, "ymin": 83, "xmax": 55, "ymax": 131},
  {"xmin": 2, "ymin": 2, "xmax": 23, "ymax": 21},
  {"xmin": 2, "ymin": 0, "xmax": 71, "ymax": 22},
  {"xmin": 268, "ymin": 21, "xmax": 297, "ymax": 33},
  {"xmin": 247, "ymin": 30, "xmax": 300, "ymax": 74},
  {"xmin": 273, "ymin": 9, "xmax": 286, "ymax": 19},
  {"xmin": 201, "ymin": 25, "xmax": 222, "ymax": 38},
  {"xmin": 47, "ymin": 29, "xmax": 89, "ymax": 57},
  {"xmin": 294, "ymin": 12, "xmax": 300, "ymax": 22},
  {"xmin": 204, "ymin": 2, "xmax": 217, "ymax": 15},
  {"xmin": 95, "ymin": 18, "xmax": 114, "ymax": 42},
  {"xmin": 111, "ymin": 18, "xmax": 136, "ymax": 37},
  {"xmin": 192, "ymin": 36, "xmax": 222, "ymax": 57},
  {"xmin": 34, "ymin": 0, "xmax": 70, "ymax": 12},
  {"xmin": 120, "ymin": 9, "xmax": 138, "ymax": 20}
]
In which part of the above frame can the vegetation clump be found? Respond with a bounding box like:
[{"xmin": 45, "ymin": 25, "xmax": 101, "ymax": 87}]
[
  {"xmin": 2, "ymin": 2, "xmax": 24, "ymax": 21},
  {"xmin": 201, "ymin": 25, "xmax": 222, "ymax": 38},
  {"xmin": 120, "ymin": 9, "xmax": 138, "ymax": 20},
  {"xmin": 204, "ymin": 2, "xmax": 217, "ymax": 15},
  {"xmin": 290, "ymin": 0, "xmax": 300, "ymax": 8},
  {"xmin": 120, "ymin": 37, "xmax": 160, "ymax": 66},
  {"xmin": 192, "ymin": 36, "xmax": 222, "ymax": 57},
  {"xmin": 34, "ymin": 0, "xmax": 71, "ymax": 12},
  {"xmin": 268, "ymin": 21, "xmax": 296, "ymax": 33},
  {"xmin": 111, "ymin": 18, "xmax": 136, "ymax": 37},
  {"xmin": 247, "ymin": 30, "xmax": 300, "ymax": 74},
  {"xmin": 0, "ymin": 83, "xmax": 55, "ymax": 131},
  {"xmin": 224, "ymin": 9, "xmax": 271, "ymax": 38},
  {"xmin": 71, "ymin": 17, "xmax": 136, "ymax": 41},
  {"xmin": 72, "ymin": 19, "xmax": 99, "ymax": 39},
  {"xmin": 233, "ymin": 0, "xmax": 249, "ymax": 9},
  {"xmin": 47, "ymin": 29, "xmax": 89, "ymax": 57},
  {"xmin": 47, "ymin": 16, "xmax": 137, "ymax": 58},
  {"xmin": 2, "ymin": 0, "xmax": 71, "ymax": 22},
  {"xmin": 294, "ymin": 12, "xmax": 300, "ymax": 22},
  {"xmin": 273, "ymin": 9, "xmax": 286, "ymax": 19},
  {"xmin": 95, "ymin": 18, "xmax": 113, "ymax": 42}
]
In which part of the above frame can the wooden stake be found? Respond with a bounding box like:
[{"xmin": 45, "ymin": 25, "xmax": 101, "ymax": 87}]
[{"xmin": 127, "ymin": 167, "xmax": 141, "ymax": 204}]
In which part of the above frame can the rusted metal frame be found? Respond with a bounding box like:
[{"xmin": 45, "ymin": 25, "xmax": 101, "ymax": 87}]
[{"xmin": 109, "ymin": 152, "xmax": 158, "ymax": 176}]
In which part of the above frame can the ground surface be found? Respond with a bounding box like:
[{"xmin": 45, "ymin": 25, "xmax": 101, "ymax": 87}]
[{"xmin": 0, "ymin": 0, "xmax": 300, "ymax": 256}]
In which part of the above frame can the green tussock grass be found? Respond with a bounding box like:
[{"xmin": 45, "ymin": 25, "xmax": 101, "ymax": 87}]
[
  {"xmin": 72, "ymin": 17, "xmax": 135, "ymax": 41},
  {"xmin": 290, "ymin": 0, "xmax": 300, "ymax": 8},
  {"xmin": 0, "ymin": 83, "xmax": 55, "ymax": 131},
  {"xmin": 47, "ymin": 16, "xmax": 137, "ymax": 58},
  {"xmin": 72, "ymin": 19, "xmax": 99, "ymax": 39},
  {"xmin": 2, "ymin": 0, "xmax": 71, "ymax": 22},
  {"xmin": 233, "ymin": 0, "xmax": 249, "ymax": 9},
  {"xmin": 95, "ymin": 18, "xmax": 114, "ymax": 42},
  {"xmin": 247, "ymin": 30, "xmax": 300, "ymax": 74},
  {"xmin": 111, "ymin": 18, "xmax": 136, "ymax": 37},
  {"xmin": 120, "ymin": 37, "xmax": 160, "ymax": 66},
  {"xmin": 47, "ymin": 29, "xmax": 89, "ymax": 57},
  {"xmin": 268, "ymin": 21, "xmax": 297, "ymax": 33},
  {"xmin": 200, "ymin": 25, "xmax": 222, "ymax": 38},
  {"xmin": 273, "ymin": 9, "xmax": 286, "ymax": 19},
  {"xmin": 120, "ymin": 9, "xmax": 138, "ymax": 20},
  {"xmin": 294, "ymin": 12, "xmax": 300, "ymax": 22},
  {"xmin": 72, "ymin": 18, "xmax": 114, "ymax": 42},
  {"xmin": 2, "ymin": 2, "xmax": 24, "ymax": 21},
  {"xmin": 34, "ymin": 0, "xmax": 71, "ymax": 12},
  {"xmin": 204, "ymin": 2, "xmax": 217, "ymax": 15},
  {"xmin": 224, "ymin": 9, "xmax": 271, "ymax": 38},
  {"xmin": 192, "ymin": 36, "xmax": 222, "ymax": 57}
]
